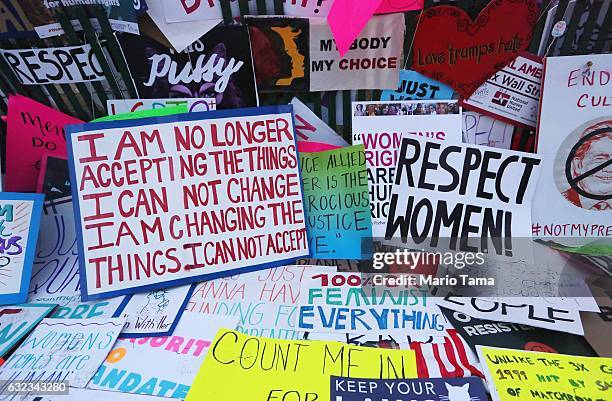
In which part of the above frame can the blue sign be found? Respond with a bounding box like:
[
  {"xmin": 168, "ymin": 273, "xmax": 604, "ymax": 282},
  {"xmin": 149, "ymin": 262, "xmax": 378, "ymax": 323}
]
[{"xmin": 381, "ymin": 69, "xmax": 455, "ymax": 101}]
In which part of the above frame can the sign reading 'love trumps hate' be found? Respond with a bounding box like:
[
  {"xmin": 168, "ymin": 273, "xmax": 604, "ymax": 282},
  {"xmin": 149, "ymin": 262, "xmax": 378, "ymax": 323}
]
[{"xmin": 411, "ymin": 0, "xmax": 539, "ymax": 99}]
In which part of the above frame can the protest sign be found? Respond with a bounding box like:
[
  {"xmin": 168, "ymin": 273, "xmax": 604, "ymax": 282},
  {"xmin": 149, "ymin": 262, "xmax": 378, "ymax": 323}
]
[
  {"xmin": 67, "ymin": 106, "xmax": 308, "ymax": 300},
  {"xmin": 411, "ymin": 0, "xmax": 538, "ymax": 99},
  {"xmin": 284, "ymin": 0, "xmax": 334, "ymax": 17},
  {"xmin": 330, "ymin": 376, "xmax": 488, "ymax": 401},
  {"xmin": 376, "ymin": 0, "xmax": 423, "ymax": 14},
  {"xmin": 146, "ymin": 0, "xmax": 221, "ymax": 53},
  {"xmin": 461, "ymin": 53, "xmax": 542, "ymax": 128},
  {"xmin": 310, "ymin": 14, "xmax": 404, "ymax": 91},
  {"xmin": 352, "ymin": 100, "xmax": 462, "ymax": 237},
  {"xmin": 296, "ymin": 270, "xmax": 449, "ymax": 336},
  {"xmin": 1, "ymin": 45, "xmax": 104, "ymax": 85},
  {"xmin": 291, "ymin": 97, "xmax": 348, "ymax": 148},
  {"xmin": 36, "ymin": 155, "xmax": 70, "ymax": 200},
  {"xmin": 92, "ymin": 105, "xmax": 189, "ymax": 122},
  {"xmin": 28, "ymin": 389, "xmax": 169, "ymax": 400},
  {"xmin": 88, "ymin": 312, "xmax": 238, "ymax": 398},
  {"xmin": 107, "ymin": 98, "xmax": 217, "ymax": 115},
  {"xmin": 184, "ymin": 329, "xmax": 418, "ymax": 401},
  {"xmin": 0, "ymin": 318, "xmax": 124, "ymax": 388},
  {"xmin": 0, "ymin": 303, "xmax": 56, "ymax": 358},
  {"xmin": 0, "ymin": 193, "xmax": 44, "ymax": 306},
  {"xmin": 477, "ymin": 346, "xmax": 612, "ymax": 401},
  {"xmin": 186, "ymin": 265, "xmax": 310, "ymax": 339},
  {"xmin": 162, "ymin": 0, "xmax": 224, "ymax": 22},
  {"xmin": 533, "ymin": 53, "xmax": 611, "ymax": 244},
  {"xmin": 118, "ymin": 27, "xmax": 258, "ymax": 109},
  {"xmin": 463, "ymin": 111, "xmax": 515, "ymax": 149},
  {"xmin": 437, "ymin": 296, "xmax": 585, "ymax": 335},
  {"xmin": 5, "ymin": 95, "xmax": 82, "ymax": 192},
  {"xmin": 300, "ymin": 145, "xmax": 372, "ymax": 259},
  {"xmin": 114, "ymin": 284, "xmax": 195, "ymax": 338},
  {"xmin": 385, "ymin": 137, "xmax": 541, "ymax": 256},
  {"xmin": 36, "ymin": 0, "xmax": 139, "ymax": 37},
  {"xmin": 246, "ymin": 16, "xmax": 309, "ymax": 92},
  {"xmin": 326, "ymin": 0, "xmax": 384, "ymax": 57},
  {"xmin": 29, "ymin": 197, "xmax": 126, "ymax": 319},
  {"xmin": 442, "ymin": 307, "xmax": 597, "ymax": 356},
  {"xmin": 380, "ymin": 69, "xmax": 455, "ymax": 101}
]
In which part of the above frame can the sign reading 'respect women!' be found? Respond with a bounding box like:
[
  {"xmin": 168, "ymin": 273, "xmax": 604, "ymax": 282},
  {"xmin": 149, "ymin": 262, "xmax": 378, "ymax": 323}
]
[{"xmin": 67, "ymin": 106, "xmax": 309, "ymax": 300}]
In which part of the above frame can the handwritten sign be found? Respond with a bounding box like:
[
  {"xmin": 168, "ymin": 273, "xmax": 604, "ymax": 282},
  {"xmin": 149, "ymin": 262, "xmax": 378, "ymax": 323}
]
[
  {"xmin": 67, "ymin": 106, "xmax": 308, "ymax": 300},
  {"xmin": 114, "ymin": 284, "xmax": 194, "ymax": 338},
  {"xmin": 5, "ymin": 95, "xmax": 82, "ymax": 192},
  {"xmin": 462, "ymin": 111, "xmax": 515, "ymax": 149},
  {"xmin": 438, "ymin": 296, "xmax": 585, "ymax": 335},
  {"xmin": 296, "ymin": 270, "xmax": 449, "ymax": 336},
  {"xmin": 291, "ymin": 97, "xmax": 348, "ymax": 148},
  {"xmin": 29, "ymin": 197, "xmax": 126, "ymax": 319},
  {"xmin": 1, "ymin": 45, "xmax": 104, "ymax": 85},
  {"xmin": 300, "ymin": 146, "xmax": 372, "ymax": 258},
  {"xmin": 462, "ymin": 53, "xmax": 542, "ymax": 128},
  {"xmin": 385, "ymin": 137, "xmax": 541, "ymax": 256},
  {"xmin": 477, "ymin": 346, "xmax": 612, "ymax": 401},
  {"xmin": 162, "ymin": 0, "xmax": 224, "ymax": 22},
  {"xmin": 0, "ymin": 193, "xmax": 44, "ymax": 306},
  {"xmin": 88, "ymin": 312, "xmax": 238, "ymax": 398},
  {"xmin": 107, "ymin": 98, "xmax": 217, "ymax": 115},
  {"xmin": 284, "ymin": 0, "xmax": 334, "ymax": 17},
  {"xmin": 92, "ymin": 105, "xmax": 189, "ymax": 122},
  {"xmin": 184, "ymin": 329, "xmax": 418, "ymax": 401},
  {"xmin": 532, "ymin": 53, "xmax": 612, "ymax": 243},
  {"xmin": 330, "ymin": 376, "xmax": 488, "ymax": 401},
  {"xmin": 352, "ymin": 100, "xmax": 462, "ymax": 236},
  {"xmin": 186, "ymin": 265, "xmax": 309, "ymax": 339},
  {"xmin": 381, "ymin": 69, "xmax": 454, "ymax": 101},
  {"xmin": 0, "ymin": 318, "xmax": 124, "ymax": 388},
  {"xmin": 310, "ymin": 14, "xmax": 404, "ymax": 91},
  {"xmin": 0, "ymin": 303, "xmax": 56, "ymax": 358}
]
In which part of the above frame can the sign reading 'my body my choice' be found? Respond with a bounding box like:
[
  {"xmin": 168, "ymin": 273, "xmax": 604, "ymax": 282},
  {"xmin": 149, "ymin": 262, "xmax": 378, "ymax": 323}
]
[{"xmin": 67, "ymin": 106, "xmax": 309, "ymax": 300}]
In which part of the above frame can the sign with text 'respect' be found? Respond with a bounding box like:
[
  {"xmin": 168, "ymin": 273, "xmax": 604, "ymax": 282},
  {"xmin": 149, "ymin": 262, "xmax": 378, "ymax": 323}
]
[{"xmin": 67, "ymin": 106, "xmax": 309, "ymax": 300}]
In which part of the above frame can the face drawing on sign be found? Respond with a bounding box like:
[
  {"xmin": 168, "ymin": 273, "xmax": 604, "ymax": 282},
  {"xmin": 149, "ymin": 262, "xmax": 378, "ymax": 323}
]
[
  {"xmin": 440, "ymin": 382, "xmax": 477, "ymax": 401},
  {"xmin": 561, "ymin": 119, "xmax": 612, "ymax": 211},
  {"xmin": 249, "ymin": 24, "xmax": 306, "ymax": 87}
]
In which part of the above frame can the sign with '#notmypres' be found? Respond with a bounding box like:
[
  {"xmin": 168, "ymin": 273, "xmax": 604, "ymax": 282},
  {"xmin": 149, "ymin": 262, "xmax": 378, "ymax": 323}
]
[{"xmin": 67, "ymin": 106, "xmax": 309, "ymax": 300}]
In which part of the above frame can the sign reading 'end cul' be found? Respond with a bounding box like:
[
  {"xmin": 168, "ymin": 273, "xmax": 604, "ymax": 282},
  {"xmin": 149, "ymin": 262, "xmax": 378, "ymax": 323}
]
[{"xmin": 67, "ymin": 106, "xmax": 309, "ymax": 301}]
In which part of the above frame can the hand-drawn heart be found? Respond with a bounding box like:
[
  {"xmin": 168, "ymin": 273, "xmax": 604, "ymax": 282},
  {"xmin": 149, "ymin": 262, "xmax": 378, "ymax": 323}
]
[{"xmin": 411, "ymin": 0, "xmax": 538, "ymax": 99}]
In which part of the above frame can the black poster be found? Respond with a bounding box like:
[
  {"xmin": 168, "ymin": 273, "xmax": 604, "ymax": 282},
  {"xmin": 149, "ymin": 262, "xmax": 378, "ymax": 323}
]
[
  {"xmin": 441, "ymin": 307, "xmax": 597, "ymax": 357},
  {"xmin": 245, "ymin": 16, "xmax": 309, "ymax": 92},
  {"xmin": 118, "ymin": 24, "xmax": 258, "ymax": 109},
  {"xmin": 40, "ymin": 155, "xmax": 70, "ymax": 201}
]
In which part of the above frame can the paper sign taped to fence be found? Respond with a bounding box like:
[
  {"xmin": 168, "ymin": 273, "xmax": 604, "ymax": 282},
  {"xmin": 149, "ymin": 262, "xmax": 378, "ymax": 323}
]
[
  {"xmin": 385, "ymin": 137, "xmax": 541, "ymax": 257},
  {"xmin": 0, "ymin": 318, "xmax": 124, "ymax": 388},
  {"xmin": 89, "ymin": 312, "xmax": 238, "ymax": 398},
  {"xmin": 330, "ymin": 376, "xmax": 488, "ymax": 401},
  {"xmin": 462, "ymin": 53, "xmax": 542, "ymax": 128},
  {"xmin": 107, "ymin": 98, "xmax": 217, "ymax": 115},
  {"xmin": 477, "ymin": 346, "xmax": 612, "ymax": 401},
  {"xmin": 184, "ymin": 329, "xmax": 418, "ymax": 401},
  {"xmin": 463, "ymin": 110, "xmax": 515, "ymax": 149},
  {"xmin": 5, "ymin": 95, "xmax": 82, "ymax": 192},
  {"xmin": 310, "ymin": 14, "xmax": 404, "ymax": 91},
  {"xmin": 67, "ymin": 106, "xmax": 309, "ymax": 300},
  {"xmin": 1, "ymin": 45, "xmax": 105, "ymax": 85},
  {"xmin": 0, "ymin": 193, "xmax": 44, "ymax": 306},
  {"xmin": 533, "ymin": 53, "xmax": 612, "ymax": 244}
]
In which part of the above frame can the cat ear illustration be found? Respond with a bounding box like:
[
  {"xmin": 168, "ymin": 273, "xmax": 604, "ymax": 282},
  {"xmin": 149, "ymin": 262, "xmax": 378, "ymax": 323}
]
[
  {"xmin": 445, "ymin": 383, "xmax": 452, "ymax": 391},
  {"xmin": 462, "ymin": 383, "xmax": 469, "ymax": 390}
]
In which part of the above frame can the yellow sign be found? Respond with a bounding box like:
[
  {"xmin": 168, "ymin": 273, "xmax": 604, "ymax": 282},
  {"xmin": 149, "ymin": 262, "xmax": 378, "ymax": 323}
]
[
  {"xmin": 185, "ymin": 329, "xmax": 418, "ymax": 401},
  {"xmin": 477, "ymin": 346, "xmax": 612, "ymax": 401}
]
